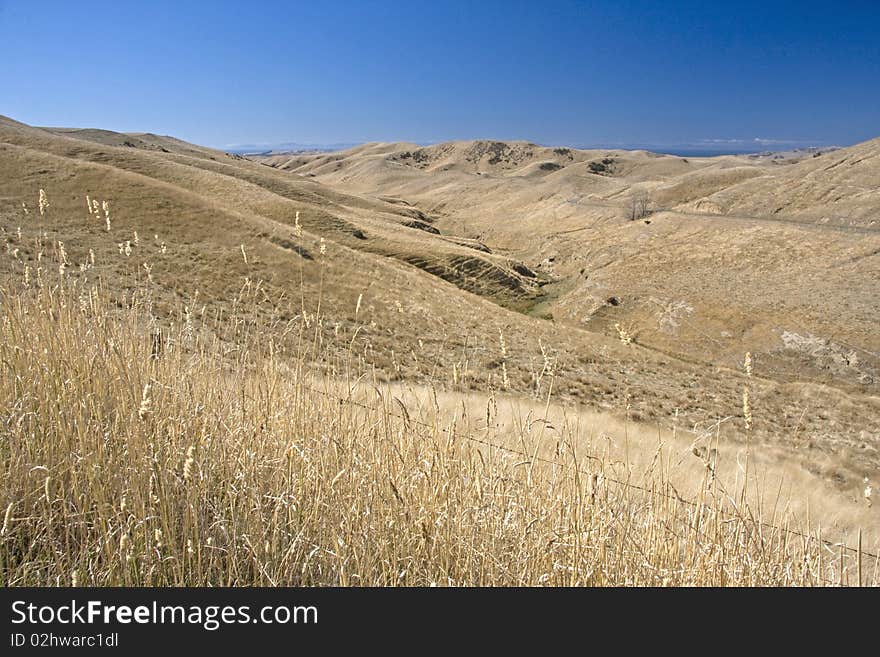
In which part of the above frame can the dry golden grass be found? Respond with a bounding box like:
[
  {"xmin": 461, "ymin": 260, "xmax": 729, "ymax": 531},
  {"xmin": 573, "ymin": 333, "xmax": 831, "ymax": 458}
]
[
  {"xmin": 3, "ymin": 115, "xmax": 879, "ymax": 507},
  {"xmin": 1, "ymin": 216, "xmax": 876, "ymax": 586},
  {"xmin": 260, "ymin": 132, "xmax": 880, "ymax": 495}
]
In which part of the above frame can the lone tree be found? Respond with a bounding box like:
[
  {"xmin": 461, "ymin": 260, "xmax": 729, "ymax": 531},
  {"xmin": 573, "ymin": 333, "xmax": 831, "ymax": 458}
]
[{"xmin": 628, "ymin": 193, "xmax": 652, "ymax": 221}]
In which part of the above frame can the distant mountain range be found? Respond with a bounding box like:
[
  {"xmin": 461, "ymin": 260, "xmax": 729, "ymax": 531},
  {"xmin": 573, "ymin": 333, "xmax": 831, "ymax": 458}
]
[
  {"xmin": 225, "ymin": 141, "xmax": 360, "ymax": 155},
  {"xmin": 227, "ymin": 139, "xmax": 839, "ymax": 158}
]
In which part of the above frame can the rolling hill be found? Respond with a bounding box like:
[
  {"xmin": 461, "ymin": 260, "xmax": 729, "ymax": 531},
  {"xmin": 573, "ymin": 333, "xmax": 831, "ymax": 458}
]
[{"xmin": 2, "ymin": 115, "xmax": 878, "ymax": 514}]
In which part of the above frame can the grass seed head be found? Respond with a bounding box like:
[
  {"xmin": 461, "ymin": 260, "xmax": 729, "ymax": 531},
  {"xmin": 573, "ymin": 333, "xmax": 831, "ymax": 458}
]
[
  {"xmin": 138, "ymin": 383, "xmax": 152, "ymax": 420},
  {"xmin": 183, "ymin": 446, "xmax": 195, "ymax": 482},
  {"xmin": 1, "ymin": 502, "xmax": 13, "ymax": 536}
]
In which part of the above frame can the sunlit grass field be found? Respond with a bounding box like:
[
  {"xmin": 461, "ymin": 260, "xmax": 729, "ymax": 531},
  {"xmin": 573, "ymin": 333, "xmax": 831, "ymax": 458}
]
[{"xmin": 0, "ymin": 195, "xmax": 876, "ymax": 586}]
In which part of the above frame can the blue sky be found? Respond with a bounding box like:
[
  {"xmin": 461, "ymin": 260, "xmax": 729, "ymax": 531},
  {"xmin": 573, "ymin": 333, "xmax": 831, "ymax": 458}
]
[{"xmin": 1, "ymin": 0, "xmax": 878, "ymax": 150}]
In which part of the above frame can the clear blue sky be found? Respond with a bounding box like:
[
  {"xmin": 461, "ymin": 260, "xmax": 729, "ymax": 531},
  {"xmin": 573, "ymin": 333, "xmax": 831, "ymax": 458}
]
[{"xmin": 1, "ymin": 0, "xmax": 878, "ymax": 150}]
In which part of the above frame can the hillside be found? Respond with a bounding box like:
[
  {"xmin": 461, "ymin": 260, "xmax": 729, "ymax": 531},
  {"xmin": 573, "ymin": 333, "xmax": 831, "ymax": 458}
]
[
  {"xmin": 260, "ymin": 137, "xmax": 880, "ymax": 394},
  {"xmin": 1, "ymin": 116, "xmax": 878, "ymax": 539}
]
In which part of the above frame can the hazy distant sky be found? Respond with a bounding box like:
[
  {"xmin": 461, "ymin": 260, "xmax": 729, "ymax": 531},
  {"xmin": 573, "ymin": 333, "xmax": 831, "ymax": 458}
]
[{"xmin": 1, "ymin": 0, "xmax": 878, "ymax": 150}]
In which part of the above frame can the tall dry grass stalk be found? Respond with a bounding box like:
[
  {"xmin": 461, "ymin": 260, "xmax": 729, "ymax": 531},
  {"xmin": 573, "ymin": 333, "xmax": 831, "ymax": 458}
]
[{"xmin": 0, "ymin": 205, "xmax": 876, "ymax": 586}]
